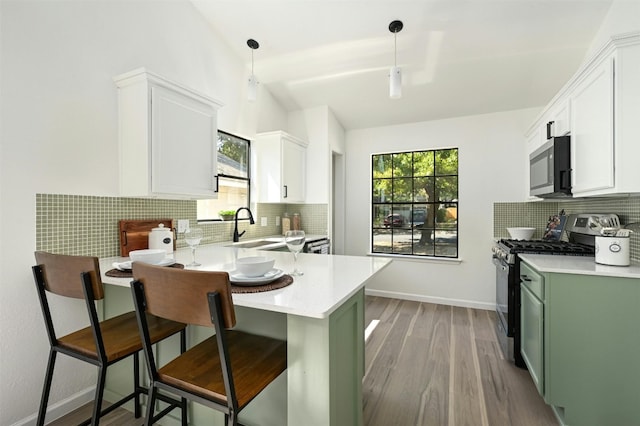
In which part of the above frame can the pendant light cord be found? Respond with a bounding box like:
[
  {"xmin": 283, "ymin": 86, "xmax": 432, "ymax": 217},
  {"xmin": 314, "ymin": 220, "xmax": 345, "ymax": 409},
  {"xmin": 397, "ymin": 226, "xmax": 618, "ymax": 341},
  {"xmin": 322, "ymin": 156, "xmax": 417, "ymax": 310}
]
[{"xmin": 394, "ymin": 31, "xmax": 397, "ymax": 67}]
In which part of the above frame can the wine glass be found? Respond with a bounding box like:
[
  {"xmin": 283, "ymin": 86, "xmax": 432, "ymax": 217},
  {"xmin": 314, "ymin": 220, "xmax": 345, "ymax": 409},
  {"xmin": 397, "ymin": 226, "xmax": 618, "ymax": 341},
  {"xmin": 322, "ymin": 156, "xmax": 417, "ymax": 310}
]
[
  {"xmin": 285, "ymin": 230, "xmax": 305, "ymax": 276},
  {"xmin": 184, "ymin": 228, "xmax": 203, "ymax": 267}
]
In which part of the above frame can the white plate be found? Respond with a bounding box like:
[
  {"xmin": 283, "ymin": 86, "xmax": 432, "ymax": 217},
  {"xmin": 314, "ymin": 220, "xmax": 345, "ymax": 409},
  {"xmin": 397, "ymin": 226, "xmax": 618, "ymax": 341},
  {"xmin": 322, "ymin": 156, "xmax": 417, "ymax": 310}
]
[
  {"xmin": 229, "ymin": 268, "xmax": 285, "ymax": 286},
  {"xmin": 113, "ymin": 258, "xmax": 175, "ymax": 271}
]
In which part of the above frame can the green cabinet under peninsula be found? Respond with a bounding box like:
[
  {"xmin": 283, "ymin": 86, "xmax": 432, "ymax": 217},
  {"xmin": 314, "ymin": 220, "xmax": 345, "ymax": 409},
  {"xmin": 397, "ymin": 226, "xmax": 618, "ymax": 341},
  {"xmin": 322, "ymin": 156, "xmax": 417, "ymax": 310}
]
[{"xmin": 519, "ymin": 255, "xmax": 640, "ymax": 426}]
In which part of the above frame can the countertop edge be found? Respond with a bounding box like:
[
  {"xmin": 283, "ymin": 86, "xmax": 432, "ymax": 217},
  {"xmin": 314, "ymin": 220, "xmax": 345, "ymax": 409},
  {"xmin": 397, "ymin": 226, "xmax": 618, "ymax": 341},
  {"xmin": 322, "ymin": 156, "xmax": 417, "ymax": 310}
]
[
  {"xmin": 100, "ymin": 245, "xmax": 392, "ymax": 319},
  {"xmin": 519, "ymin": 254, "xmax": 640, "ymax": 279}
]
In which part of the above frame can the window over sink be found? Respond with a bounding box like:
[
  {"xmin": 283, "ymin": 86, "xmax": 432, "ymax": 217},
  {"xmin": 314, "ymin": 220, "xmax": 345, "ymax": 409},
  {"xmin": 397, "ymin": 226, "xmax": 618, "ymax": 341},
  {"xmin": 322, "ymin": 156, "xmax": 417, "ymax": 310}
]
[
  {"xmin": 197, "ymin": 131, "xmax": 251, "ymax": 221},
  {"xmin": 371, "ymin": 148, "xmax": 458, "ymax": 258}
]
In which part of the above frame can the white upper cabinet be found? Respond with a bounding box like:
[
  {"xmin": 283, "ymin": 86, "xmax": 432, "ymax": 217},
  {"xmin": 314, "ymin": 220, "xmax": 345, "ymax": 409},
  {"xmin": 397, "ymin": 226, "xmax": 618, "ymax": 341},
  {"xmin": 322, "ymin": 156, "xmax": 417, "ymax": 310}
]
[
  {"xmin": 114, "ymin": 69, "xmax": 223, "ymax": 199},
  {"xmin": 570, "ymin": 55, "xmax": 615, "ymax": 195},
  {"xmin": 253, "ymin": 131, "xmax": 308, "ymax": 203},
  {"xmin": 525, "ymin": 32, "xmax": 640, "ymax": 199}
]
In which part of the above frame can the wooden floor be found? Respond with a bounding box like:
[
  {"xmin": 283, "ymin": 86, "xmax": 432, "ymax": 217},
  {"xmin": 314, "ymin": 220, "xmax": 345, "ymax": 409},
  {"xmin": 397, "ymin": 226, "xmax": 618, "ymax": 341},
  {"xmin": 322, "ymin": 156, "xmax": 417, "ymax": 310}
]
[
  {"xmin": 363, "ymin": 296, "xmax": 557, "ymax": 426},
  {"xmin": 49, "ymin": 296, "xmax": 557, "ymax": 426}
]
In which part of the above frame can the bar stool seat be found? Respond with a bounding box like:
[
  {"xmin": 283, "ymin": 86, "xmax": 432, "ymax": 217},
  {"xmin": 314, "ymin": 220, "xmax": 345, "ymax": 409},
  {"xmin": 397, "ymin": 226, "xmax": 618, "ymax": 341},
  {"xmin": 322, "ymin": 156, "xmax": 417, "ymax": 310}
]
[
  {"xmin": 59, "ymin": 311, "xmax": 184, "ymax": 363},
  {"xmin": 158, "ymin": 330, "xmax": 286, "ymax": 409}
]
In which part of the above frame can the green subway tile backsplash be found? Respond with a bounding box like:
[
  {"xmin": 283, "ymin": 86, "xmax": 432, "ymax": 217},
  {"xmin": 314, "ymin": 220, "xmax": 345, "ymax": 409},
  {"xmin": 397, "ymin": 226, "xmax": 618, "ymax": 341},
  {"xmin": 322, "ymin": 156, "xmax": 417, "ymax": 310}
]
[
  {"xmin": 36, "ymin": 194, "xmax": 328, "ymax": 258},
  {"xmin": 494, "ymin": 196, "xmax": 640, "ymax": 262}
]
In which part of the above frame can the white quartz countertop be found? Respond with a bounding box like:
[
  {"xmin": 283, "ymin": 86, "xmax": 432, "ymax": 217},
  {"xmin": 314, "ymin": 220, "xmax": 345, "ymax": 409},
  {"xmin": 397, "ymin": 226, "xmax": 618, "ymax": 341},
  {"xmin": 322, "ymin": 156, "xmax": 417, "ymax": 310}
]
[
  {"xmin": 519, "ymin": 254, "xmax": 640, "ymax": 279},
  {"xmin": 100, "ymin": 244, "xmax": 391, "ymax": 319}
]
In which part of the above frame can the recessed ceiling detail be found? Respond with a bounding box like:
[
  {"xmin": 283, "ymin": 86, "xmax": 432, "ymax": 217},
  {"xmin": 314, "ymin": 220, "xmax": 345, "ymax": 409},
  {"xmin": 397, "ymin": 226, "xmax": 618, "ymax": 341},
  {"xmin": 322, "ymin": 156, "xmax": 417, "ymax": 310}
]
[{"xmin": 191, "ymin": 0, "xmax": 613, "ymax": 129}]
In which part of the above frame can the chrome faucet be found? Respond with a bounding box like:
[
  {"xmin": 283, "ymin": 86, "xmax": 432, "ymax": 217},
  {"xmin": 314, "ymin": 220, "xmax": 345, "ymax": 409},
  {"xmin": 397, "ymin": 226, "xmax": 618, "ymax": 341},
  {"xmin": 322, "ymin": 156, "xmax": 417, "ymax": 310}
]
[{"xmin": 233, "ymin": 207, "xmax": 255, "ymax": 242}]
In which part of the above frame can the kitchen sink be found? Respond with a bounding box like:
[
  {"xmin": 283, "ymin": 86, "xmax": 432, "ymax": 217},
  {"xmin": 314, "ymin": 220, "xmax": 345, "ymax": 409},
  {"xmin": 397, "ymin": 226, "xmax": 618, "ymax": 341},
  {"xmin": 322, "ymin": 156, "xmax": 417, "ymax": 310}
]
[{"xmin": 225, "ymin": 237, "xmax": 284, "ymax": 249}]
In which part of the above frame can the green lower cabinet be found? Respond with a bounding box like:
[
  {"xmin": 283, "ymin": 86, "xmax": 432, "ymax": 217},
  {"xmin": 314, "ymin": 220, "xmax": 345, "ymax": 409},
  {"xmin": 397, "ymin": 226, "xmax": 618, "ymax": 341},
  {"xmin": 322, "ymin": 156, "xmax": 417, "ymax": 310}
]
[
  {"xmin": 521, "ymin": 261, "xmax": 640, "ymax": 426},
  {"xmin": 520, "ymin": 284, "xmax": 544, "ymax": 396}
]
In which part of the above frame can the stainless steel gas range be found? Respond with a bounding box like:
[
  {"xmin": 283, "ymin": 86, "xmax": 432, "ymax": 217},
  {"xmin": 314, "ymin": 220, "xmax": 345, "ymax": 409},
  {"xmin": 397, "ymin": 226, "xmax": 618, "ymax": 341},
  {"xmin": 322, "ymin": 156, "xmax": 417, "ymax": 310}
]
[{"xmin": 492, "ymin": 233, "xmax": 596, "ymax": 367}]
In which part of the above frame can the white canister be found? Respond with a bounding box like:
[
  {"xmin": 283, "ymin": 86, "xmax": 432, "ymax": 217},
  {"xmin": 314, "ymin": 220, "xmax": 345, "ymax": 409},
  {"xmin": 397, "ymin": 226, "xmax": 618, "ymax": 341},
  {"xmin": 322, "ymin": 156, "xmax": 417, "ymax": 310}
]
[
  {"xmin": 149, "ymin": 223, "xmax": 174, "ymax": 254},
  {"xmin": 595, "ymin": 236, "xmax": 630, "ymax": 266}
]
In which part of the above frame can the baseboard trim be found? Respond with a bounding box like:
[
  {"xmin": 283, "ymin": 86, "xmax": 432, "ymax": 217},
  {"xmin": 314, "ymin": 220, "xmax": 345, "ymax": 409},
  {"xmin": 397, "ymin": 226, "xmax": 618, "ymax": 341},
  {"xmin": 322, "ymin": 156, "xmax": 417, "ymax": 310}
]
[
  {"xmin": 11, "ymin": 386, "xmax": 95, "ymax": 426},
  {"xmin": 364, "ymin": 288, "xmax": 495, "ymax": 311}
]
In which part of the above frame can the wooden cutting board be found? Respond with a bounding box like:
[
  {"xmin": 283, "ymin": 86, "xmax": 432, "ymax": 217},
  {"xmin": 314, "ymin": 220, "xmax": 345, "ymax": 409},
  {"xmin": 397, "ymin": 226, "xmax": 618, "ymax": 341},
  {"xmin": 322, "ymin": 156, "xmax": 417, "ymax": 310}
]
[{"xmin": 118, "ymin": 219, "xmax": 175, "ymax": 256}]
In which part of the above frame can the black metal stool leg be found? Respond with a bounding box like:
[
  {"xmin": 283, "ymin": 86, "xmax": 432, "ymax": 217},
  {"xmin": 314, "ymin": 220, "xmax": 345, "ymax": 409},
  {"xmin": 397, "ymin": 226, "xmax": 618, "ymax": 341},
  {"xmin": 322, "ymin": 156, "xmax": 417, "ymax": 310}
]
[
  {"xmin": 90, "ymin": 365, "xmax": 107, "ymax": 426},
  {"xmin": 36, "ymin": 349, "xmax": 57, "ymax": 426},
  {"xmin": 181, "ymin": 397, "xmax": 188, "ymax": 426},
  {"xmin": 134, "ymin": 352, "xmax": 141, "ymax": 418},
  {"xmin": 144, "ymin": 386, "xmax": 157, "ymax": 426},
  {"xmin": 180, "ymin": 329, "xmax": 187, "ymax": 426}
]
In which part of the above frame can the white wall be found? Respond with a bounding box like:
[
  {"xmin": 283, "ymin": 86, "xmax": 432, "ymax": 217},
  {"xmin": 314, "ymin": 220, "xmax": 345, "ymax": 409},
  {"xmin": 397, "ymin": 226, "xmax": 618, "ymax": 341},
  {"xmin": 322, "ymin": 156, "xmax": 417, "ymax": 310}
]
[
  {"xmin": 0, "ymin": 1, "xmax": 288, "ymax": 424},
  {"xmin": 288, "ymin": 106, "xmax": 330, "ymax": 204},
  {"xmin": 328, "ymin": 109, "xmax": 346, "ymax": 253},
  {"xmin": 586, "ymin": 0, "xmax": 640, "ymax": 59},
  {"xmin": 345, "ymin": 108, "xmax": 538, "ymax": 308}
]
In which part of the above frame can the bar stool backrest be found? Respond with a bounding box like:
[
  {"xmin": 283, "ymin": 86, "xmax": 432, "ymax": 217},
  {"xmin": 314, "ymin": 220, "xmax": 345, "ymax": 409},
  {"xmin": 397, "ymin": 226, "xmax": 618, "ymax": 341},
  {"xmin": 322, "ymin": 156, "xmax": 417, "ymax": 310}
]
[
  {"xmin": 34, "ymin": 251, "xmax": 104, "ymax": 300},
  {"xmin": 132, "ymin": 262, "xmax": 236, "ymax": 329}
]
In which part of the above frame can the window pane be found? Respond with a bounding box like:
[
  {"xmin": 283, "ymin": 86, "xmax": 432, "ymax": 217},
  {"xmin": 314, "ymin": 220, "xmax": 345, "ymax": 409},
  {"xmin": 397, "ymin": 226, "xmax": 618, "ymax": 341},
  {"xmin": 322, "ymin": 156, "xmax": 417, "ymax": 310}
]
[
  {"xmin": 391, "ymin": 228, "xmax": 413, "ymax": 254},
  {"xmin": 413, "ymin": 238, "xmax": 435, "ymax": 256},
  {"xmin": 393, "ymin": 177, "xmax": 413, "ymax": 202},
  {"xmin": 372, "ymin": 229, "xmax": 393, "ymax": 253},
  {"xmin": 413, "ymin": 177, "xmax": 433, "ymax": 202},
  {"xmin": 388, "ymin": 204, "xmax": 411, "ymax": 229},
  {"xmin": 414, "ymin": 151, "xmax": 434, "ymax": 176},
  {"xmin": 437, "ymin": 204, "xmax": 458, "ymax": 226},
  {"xmin": 373, "ymin": 204, "xmax": 389, "ymax": 228},
  {"xmin": 373, "ymin": 154, "xmax": 392, "ymax": 178},
  {"xmin": 217, "ymin": 132, "xmax": 249, "ymax": 178},
  {"xmin": 373, "ymin": 179, "xmax": 392, "ymax": 203},
  {"xmin": 435, "ymin": 149, "xmax": 458, "ymax": 175},
  {"xmin": 411, "ymin": 204, "xmax": 427, "ymax": 228},
  {"xmin": 197, "ymin": 176, "xmax": 248, "ymax": 220},
  {"xmin": 393, "ymin": 152, "xmax": 413, "ymax": 177},
  {"xmin": 435, "ymin": 176, "xmax": 458, "ymax": 201},
  {"xmin": 434, "ymin": 231, "xmax": 458, "ymax": 257}
]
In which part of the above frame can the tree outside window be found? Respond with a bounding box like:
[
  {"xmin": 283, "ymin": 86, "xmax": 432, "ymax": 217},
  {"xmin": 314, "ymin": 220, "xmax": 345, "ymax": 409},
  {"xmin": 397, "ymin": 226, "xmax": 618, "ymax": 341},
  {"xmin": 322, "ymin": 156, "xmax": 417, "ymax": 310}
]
[
  {"xmin": 372, "ymin": 148, "xmax": 458, "ymax": 257},
  {"xmin": 197, "ymin": 131, "xmax": 250, "ymax": 221}
]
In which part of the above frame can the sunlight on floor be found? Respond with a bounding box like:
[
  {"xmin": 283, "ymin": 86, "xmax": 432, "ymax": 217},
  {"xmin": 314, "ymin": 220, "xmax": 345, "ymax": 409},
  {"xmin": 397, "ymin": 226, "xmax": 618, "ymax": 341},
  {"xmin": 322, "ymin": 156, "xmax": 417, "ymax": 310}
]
[{"xmin": 364, "ymin": 319, "xmax": 380, "ymax": 342}]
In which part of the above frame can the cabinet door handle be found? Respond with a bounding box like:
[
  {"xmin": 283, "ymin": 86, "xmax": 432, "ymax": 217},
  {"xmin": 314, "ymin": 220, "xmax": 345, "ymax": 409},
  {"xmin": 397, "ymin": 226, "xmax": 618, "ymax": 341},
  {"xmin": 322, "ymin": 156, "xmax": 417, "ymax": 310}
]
[
  {"xmin": 284, "ymin": 185, "xmax": 288, "ymax": 198},
  {"xmin": 521, "ymin": 275, "xmax": 532, "ymax": 282},
  {"xmin": 213, "ymin": 175, "xmax": 219, "ymax": 193},
  {"xmin": 546, "ymin": 121, "xmax": 554, "ymax": 139},
  {"xmin": 560, "ymin": 169, "xmax": 571, "ymax": 190}
]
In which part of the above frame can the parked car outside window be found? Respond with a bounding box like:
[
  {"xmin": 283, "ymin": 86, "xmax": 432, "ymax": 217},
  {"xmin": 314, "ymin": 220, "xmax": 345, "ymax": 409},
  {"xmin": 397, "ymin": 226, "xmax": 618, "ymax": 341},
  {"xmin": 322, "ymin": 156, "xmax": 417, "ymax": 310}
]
[{"xmin": 384, "ymin": 214, "xmax": 405, "ymax": 228}]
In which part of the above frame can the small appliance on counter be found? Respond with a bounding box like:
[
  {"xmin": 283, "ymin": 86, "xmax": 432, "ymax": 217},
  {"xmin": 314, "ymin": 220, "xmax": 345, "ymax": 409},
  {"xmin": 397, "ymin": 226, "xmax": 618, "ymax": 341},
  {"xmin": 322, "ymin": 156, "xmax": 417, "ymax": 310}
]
[
  {"xmin": 596, "ymin": 235, "xmax": 630, "ymax": 266},
  {"xmin": 564, "ymin": 213, "xmax": 630, "ymax": 266},
  {"xmin": 149, "ymin": 223, "xmax": 175, "ymax": 255}
]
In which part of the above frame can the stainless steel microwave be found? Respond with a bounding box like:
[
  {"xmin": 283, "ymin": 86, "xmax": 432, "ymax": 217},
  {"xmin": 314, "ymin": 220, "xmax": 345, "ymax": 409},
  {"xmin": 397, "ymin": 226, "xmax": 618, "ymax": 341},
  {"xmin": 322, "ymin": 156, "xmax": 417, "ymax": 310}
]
[{"xmin": 529, "ymin": 136, "xmax": 571, "ymax": 198}]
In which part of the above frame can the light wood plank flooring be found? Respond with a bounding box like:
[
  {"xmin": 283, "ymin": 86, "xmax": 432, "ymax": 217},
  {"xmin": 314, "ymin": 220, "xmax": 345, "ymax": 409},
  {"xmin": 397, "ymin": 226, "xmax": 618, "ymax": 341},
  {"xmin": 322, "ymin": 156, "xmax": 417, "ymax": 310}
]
[
  {"xmin": 48, "ymin": 296, "xmax": 557, "ymax": 425},
  {"xmin": 363, "ymin": 296, "xmax": 557, "ymax": 426}
]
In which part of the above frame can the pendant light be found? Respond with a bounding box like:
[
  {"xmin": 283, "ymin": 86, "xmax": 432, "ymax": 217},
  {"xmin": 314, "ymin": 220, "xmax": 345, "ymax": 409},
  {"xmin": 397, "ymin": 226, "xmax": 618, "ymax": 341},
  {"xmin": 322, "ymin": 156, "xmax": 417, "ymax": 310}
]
[
  {"xmin": 388, "ymin": 20, "xmax": 403, "ymax": 99},
  {"xmin": 247, "ymin": 39, "xmax": 259, "ymax": 102}
]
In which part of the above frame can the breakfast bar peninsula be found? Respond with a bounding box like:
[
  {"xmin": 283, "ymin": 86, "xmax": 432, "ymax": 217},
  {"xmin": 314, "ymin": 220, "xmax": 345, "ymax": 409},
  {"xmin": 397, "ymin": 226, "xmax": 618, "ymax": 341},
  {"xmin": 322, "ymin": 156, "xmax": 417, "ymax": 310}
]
[{"xmin": 99, "ymin": 245, "xmax": 391, "ymax": 426}]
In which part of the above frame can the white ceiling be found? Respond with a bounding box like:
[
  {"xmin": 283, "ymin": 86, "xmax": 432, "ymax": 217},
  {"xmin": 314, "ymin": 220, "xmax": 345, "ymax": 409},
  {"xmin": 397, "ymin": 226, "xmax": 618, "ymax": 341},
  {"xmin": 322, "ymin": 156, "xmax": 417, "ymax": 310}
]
[{"xmin": 191, "ymin": 0, "xmax": 612, "ymax": 130}]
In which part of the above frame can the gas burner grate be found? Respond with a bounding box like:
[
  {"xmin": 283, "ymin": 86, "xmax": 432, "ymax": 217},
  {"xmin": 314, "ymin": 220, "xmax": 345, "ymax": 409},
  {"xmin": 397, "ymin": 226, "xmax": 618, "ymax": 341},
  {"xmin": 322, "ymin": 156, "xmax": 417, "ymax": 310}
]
[{"xmin": 498, "ymin": 239, "xmax": 594, "ymax": 256}]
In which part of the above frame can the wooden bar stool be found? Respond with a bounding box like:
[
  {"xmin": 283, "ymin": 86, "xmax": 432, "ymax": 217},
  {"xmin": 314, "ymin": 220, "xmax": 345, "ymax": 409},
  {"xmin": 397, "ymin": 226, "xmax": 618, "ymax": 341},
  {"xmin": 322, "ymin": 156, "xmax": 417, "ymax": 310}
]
[
  {"xmin": 131, "ymin": 262, "xmax": 287, "ymax": 426},
  {"xmin": 32, "ymin": 251, "xmax": 187, "ymax": 426}
]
